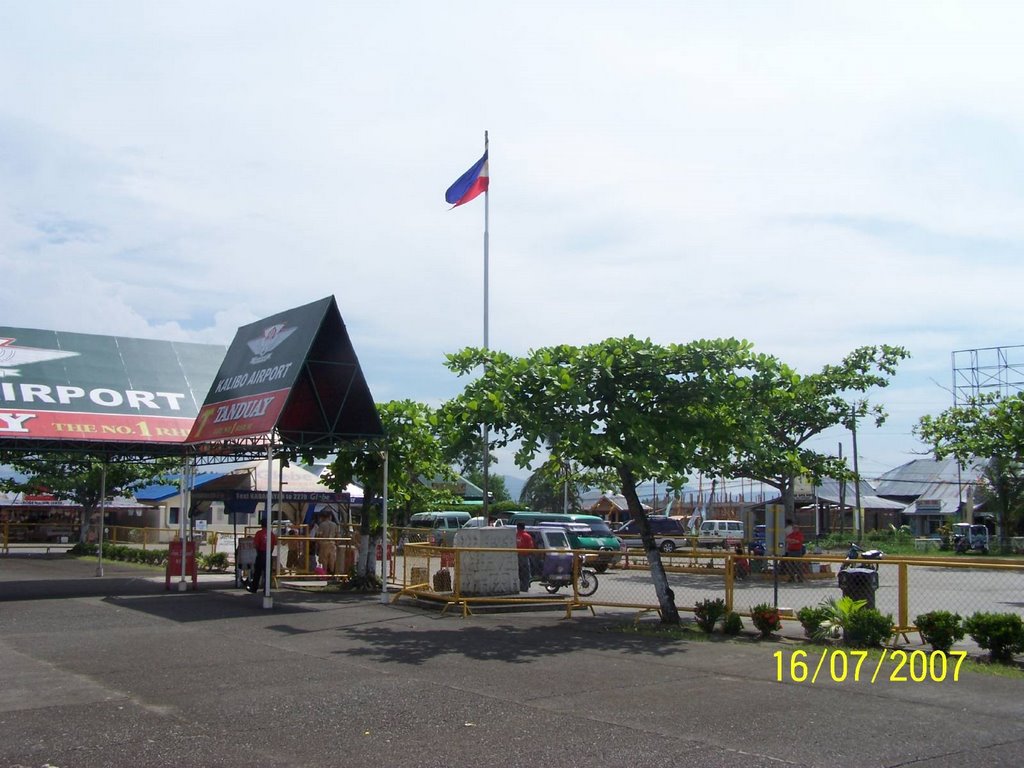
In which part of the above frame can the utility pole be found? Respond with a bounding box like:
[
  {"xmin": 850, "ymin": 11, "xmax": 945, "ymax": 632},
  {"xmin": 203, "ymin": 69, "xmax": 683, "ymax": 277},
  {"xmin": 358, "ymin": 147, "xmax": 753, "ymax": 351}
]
[{"xmin": 850, "ymin": 406, "xmax": 863, "ymax": 542}]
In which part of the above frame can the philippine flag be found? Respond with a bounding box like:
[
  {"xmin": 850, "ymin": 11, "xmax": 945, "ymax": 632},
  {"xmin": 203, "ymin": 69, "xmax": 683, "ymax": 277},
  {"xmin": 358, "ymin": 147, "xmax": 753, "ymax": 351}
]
[{"xmin": 445, "ymin": 152, "xmax": 489, "ymax": 207}]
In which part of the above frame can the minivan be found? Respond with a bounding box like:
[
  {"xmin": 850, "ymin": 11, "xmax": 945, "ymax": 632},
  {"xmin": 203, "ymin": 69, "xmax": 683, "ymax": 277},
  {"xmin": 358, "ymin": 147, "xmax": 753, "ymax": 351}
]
[
  {"xmin": 697, "ymin": 519, "xmax": 745, "ymax": 548},
  {"xmin": 406, "ymin": 511, "xmax": 473, "ymax": 546}
]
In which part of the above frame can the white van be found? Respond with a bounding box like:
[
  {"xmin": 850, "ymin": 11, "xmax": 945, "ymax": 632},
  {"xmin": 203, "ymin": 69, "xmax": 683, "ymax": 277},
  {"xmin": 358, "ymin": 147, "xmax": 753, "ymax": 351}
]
[{"xmin": 697, "ymin": 520, "xmax": 745, "ymax": 548}]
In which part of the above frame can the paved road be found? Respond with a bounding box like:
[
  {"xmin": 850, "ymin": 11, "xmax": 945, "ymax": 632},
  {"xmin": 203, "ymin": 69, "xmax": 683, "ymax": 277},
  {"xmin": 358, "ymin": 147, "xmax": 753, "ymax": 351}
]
[{"xmin": 1, "ymin": 553, "xmax": 1023, "ymax": 768}]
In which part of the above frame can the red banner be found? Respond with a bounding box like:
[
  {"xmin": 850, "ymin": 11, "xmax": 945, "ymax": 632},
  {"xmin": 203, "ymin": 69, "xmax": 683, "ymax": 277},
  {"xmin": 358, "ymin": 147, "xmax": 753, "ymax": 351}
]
[
  {"xmin": 187, "ymin": 388, "xmax": 290, "ymax": 442},
  {"xmin": 0, "ymin": 408, "xmax": 197, "ymax": 443}
]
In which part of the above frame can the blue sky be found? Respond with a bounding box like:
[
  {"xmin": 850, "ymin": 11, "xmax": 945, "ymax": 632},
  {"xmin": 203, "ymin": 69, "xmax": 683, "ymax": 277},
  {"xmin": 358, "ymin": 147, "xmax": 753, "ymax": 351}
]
[{"xmin": 2, "ymin": 2, "xmax": 1023, "ymax": 486}]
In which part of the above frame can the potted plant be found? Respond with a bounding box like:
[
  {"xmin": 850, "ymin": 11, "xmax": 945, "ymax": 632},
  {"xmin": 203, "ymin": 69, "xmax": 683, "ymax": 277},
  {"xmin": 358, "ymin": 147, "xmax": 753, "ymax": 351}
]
[{"xmin": 750, "ymin": 603, "xmax": 781, "ymax": 638}]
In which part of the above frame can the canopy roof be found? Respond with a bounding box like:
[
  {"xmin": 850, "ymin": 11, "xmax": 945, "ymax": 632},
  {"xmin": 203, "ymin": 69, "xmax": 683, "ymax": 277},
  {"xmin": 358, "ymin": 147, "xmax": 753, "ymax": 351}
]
[{"xmin": 0, "ymin": 296, "xmax": 384, "ymax": 463}]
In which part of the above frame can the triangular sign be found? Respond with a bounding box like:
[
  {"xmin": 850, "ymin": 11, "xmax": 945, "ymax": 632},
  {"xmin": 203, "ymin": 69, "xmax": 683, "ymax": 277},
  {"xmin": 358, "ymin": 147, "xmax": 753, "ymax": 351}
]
[{"xmin": 186, "ymin": 297, "xmax": 383, "ymax": 449}]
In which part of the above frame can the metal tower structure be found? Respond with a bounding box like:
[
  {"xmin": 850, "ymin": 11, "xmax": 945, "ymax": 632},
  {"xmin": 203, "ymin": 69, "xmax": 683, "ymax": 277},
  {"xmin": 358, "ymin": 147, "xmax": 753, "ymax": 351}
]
[{"xmin": 952, "ymin": 344, "xmax": 1024, "ymax": 404}]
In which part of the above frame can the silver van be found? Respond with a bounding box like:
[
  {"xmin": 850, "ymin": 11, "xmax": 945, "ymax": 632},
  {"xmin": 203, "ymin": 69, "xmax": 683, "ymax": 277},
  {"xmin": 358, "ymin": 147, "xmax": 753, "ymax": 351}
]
[
  {"xmin": 407, "ymin": 511, "xmax": 473, "ymax": 546},
  {"xmin": 697, "ymin": 519, "xmax": 745, "ymax": 548}
]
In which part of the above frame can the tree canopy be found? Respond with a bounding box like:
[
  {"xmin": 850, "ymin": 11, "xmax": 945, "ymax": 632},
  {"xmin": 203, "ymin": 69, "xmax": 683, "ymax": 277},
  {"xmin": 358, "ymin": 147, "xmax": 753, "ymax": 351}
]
[
  {"xmin": 442, "ymin": 335, "xmax": 768, "ymax": 622},
  {"xmin": 0, "ymin": 453, "xmax": 179, "ymax": 541},
  {"xmin": 917, "ymin": 391, "xmax": 1024, "ymax": 546},
  {"xmin": 727, "ymin": 344, "xmax": 909, "ymax": 518}
]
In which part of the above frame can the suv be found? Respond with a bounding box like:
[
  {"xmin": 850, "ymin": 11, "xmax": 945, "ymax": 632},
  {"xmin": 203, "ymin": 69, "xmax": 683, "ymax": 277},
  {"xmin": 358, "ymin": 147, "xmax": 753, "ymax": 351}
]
[
  {"xmin": 615, "ymin": 516, "xmax": 688, "ymax": 553},
  {"xmin": 697, "ymin": 519, "xmax": 745, "ymax": 549}
]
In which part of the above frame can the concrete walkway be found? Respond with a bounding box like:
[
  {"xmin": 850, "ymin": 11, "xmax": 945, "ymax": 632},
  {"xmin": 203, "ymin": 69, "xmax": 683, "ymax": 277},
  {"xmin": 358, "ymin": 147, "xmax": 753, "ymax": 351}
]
[{"xmin": 1, "ymin": 553, "xmax": 1022, "ymax": 767}]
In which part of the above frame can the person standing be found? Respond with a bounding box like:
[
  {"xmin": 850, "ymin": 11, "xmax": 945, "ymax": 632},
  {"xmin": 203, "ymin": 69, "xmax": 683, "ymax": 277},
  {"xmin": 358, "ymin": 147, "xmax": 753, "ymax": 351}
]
[
  {"xmin": 784, "ymin": 519, "xmax": 805, "ymax": 582},
  {"xmin": 249, "ymin": 520, "xmax": 278, "ymax": 593},
  {"xmin": 314, "ymin": 511, "xmax": 340, "ymax": 574},
  {"xmin": 516, "ymin": 522, "xmax": 534, "ymax": 592}
]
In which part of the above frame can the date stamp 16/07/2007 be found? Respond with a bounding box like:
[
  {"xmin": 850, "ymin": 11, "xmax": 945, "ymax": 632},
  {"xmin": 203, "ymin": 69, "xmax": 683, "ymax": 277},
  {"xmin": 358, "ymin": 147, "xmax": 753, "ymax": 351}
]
[{"xmin": 774, "ymin": 649, "xmax": 968, "ymax": 684}]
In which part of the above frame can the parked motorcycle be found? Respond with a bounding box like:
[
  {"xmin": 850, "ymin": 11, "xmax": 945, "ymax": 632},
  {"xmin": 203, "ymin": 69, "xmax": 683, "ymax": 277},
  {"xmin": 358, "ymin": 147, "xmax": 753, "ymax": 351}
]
[{"xmin": 837, "ymin": 542, "xmax": 882, "ymax": 589}]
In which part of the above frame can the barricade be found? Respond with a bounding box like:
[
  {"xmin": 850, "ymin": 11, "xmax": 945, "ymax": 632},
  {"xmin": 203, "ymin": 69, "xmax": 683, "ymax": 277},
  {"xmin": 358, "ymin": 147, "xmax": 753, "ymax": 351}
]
[{"xmin": 385, "ymin": 534, "xmax": 1024, "ymax": 646}]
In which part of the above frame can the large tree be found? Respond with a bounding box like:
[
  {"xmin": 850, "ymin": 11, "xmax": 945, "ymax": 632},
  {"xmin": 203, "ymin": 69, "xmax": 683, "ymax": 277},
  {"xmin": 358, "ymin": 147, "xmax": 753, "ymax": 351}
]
[
  {"xmin": 0, "ymin": 453, "xmax": 179, "ymax": 542},
  {"xmin": 727, "ymin": 345, "xmax": 909, "ymax": 523},
  {"xmin": 442, "ymin": 336, "xmax": 765, "ymax": 623},
  {"xmin": 917, "ymin": 392, "xmax": 1024, "ymax": 549},
  {"xmin": 316, "ymin": 399, "xmax": 459, "ymax": 585}
]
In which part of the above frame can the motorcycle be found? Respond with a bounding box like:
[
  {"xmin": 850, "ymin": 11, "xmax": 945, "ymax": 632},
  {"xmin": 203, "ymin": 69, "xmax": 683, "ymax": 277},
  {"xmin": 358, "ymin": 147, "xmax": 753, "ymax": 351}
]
[
  {"xmin": 537, "ymin": 550, "xmax": 599, "ymax": 597},
  {"xmin": 837, "ymin": 542, "xmax": 883, "ymax": 589}
]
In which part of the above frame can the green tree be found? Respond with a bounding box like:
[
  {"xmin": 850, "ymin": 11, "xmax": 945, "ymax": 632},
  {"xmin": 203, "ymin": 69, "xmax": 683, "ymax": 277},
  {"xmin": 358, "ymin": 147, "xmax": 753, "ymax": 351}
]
[
  {"xmin": 917, "ymin": 392, "xmax": 1024, "ymax": 549},
  {"xmin": 728, "ymin": 345, "xmax": 909, "ymax": 522},
  {"xmin": 0, "ymin": 453, "xmax": 179, "ymax": 542},
  {"xmin": 464, "ymin": 469, "xmax": 511, "ymax": 503},
  {"xmin": 442, "ymin": 336, "xmax": 764, "ymax": 623},
  {"xmin": 518, "ymin": 457, "xmax": 599, "ymax": 513},
  {"xmin": 317, "ymin": 400, "xmax": 459, "ymax": 584}
]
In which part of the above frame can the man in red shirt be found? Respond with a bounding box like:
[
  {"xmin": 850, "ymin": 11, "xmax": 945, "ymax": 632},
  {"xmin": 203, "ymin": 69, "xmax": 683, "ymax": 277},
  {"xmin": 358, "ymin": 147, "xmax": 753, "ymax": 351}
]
[
  {"xmin": 249, "ymin": 521, "xmax": 278, "ymax": 593},
  {"xmin": 784, "ymin": 519, "xmax": 805, "ymax": 582},
  {"xmin": 516, "ymin": 523, "xmax": 534, "ymax": 592}
]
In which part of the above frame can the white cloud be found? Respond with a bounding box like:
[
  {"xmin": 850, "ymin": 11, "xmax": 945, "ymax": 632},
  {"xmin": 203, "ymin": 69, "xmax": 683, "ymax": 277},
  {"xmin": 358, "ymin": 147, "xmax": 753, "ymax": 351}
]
[{"xmin": 2, "ymin": 1, "xmax": 1022, "ymax": 477}]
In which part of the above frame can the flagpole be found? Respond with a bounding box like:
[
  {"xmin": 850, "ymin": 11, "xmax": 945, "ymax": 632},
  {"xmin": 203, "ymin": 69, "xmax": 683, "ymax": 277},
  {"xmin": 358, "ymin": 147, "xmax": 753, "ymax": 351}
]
[{"xmin": 481, "ymin": 130, "xmax": 490, "ymax": 522}]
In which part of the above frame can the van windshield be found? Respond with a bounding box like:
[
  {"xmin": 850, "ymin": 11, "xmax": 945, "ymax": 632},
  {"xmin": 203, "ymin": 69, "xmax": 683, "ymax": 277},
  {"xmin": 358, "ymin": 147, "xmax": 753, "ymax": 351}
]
[{"xmin": 586, "ymin": 522, "xmax": 614, "ymax": 536}]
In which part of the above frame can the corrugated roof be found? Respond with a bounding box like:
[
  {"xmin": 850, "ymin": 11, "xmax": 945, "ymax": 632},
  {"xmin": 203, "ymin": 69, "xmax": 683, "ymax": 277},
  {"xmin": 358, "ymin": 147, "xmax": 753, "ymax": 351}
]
[{"xmin": 874, "ymin": 457, "xmax": 986, "ymax": 516}]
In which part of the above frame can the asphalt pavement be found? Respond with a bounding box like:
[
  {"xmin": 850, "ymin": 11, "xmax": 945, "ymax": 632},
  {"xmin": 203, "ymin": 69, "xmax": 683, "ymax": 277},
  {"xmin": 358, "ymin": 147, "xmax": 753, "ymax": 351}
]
[{"xmin": 1, "ymin": 553, "xmax": 1022, "ymax": 768}]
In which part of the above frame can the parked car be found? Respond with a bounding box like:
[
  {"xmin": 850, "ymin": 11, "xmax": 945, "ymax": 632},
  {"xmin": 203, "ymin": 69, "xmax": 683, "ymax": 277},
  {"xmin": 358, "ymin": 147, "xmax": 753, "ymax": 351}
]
[
  {"xmin": 405, "ymin": 511, "xmax": 473, "ymax": 547},
  {"xmin": 615, "ymin": 516, "xmax": 689, "ymax": 553},
  {"xmin": 697, "ymin": 519, "xmax": 745, "ymax": 549}
]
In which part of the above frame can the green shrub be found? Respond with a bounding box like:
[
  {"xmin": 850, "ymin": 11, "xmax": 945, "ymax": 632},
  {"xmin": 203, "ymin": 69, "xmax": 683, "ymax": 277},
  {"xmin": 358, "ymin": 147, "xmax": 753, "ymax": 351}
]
[
  {"xmin": 751, "ymin": 603, "xmax": 781, "ymax": 638},
  {"xmin": 797, "ymin": 606, "xmax": 830, "ymax": 639},
  {"xmin": 844, "ymin": 608, "xmax": 894, "ymax": 648},
  {"xmin": 812, "ymin": 596, "xmax": 868, "ymax": 642},
  {"xmin": 722, "ymin": 611, "xmax": 743, "ymax": 636},
  {"xmin": 200, "ymin": 552, "xmax": 229, "ymax": 572},
  {"xmin": 964, "ymin": 612, "xmax": 1024, "ymax": 663},
  {"xmin": 914, "ymin": 610, "xmax": 965, "ymax": 653},
  {"xmin": 694, "ymin": 598, "xmax": 727, "ymax": 633}
]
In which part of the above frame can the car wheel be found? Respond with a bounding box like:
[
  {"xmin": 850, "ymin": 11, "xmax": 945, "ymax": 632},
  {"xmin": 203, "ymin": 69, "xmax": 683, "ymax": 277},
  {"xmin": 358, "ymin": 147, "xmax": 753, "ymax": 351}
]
[
  {"xmin": 659, "ymin": 540, "xmax": 676, "ymax": 553},
  {"xmin": 594, "ymin": 563, "xmax": 608, "ymax": 573}
]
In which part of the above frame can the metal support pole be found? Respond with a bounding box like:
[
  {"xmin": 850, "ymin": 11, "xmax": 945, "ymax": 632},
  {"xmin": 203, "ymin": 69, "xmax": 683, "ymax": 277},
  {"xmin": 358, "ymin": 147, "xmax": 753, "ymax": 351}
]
[
  {"xmin": 380, "ymin": 450, "xmax": 389, "ymax": 604},
  {"xmin": 263, "ymin": 442, "xmax": 274, "ymax": 609},
  {"xmin": 95, "ymin": 461, "xmax": 107, "ymax": 577}
]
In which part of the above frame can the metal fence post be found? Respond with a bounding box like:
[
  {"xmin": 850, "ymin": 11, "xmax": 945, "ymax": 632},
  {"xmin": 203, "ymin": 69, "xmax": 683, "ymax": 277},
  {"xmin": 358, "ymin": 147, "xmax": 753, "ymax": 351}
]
[{"xmin": 724, "ymin": 552, "xmax": 734, "ymax": 613}]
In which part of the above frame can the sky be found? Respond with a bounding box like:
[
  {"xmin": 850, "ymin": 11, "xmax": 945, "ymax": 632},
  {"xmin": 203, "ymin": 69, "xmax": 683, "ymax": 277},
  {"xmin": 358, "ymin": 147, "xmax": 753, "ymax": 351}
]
[{"xmin": 2, "ymin": 2, "xmax": 1023, "ymax": 489}]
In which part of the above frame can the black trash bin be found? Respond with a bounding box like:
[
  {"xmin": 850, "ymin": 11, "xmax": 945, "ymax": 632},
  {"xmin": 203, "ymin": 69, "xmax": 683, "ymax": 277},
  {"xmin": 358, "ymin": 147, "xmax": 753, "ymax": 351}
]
[{"xmin": 837, "ymin": 567, "xmax": 877, "ymax": 609}]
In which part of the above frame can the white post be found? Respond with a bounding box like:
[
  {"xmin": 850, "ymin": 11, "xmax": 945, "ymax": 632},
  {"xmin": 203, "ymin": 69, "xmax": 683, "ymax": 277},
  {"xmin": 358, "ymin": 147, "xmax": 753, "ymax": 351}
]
[
  {"xmin": 481, "ymin": 130, "xmax": 491, "ymax": 522},
  {"xmin": 178, "ymin": 457, "xmax": 191, "ymax": 591},
  {"xmin": 263, "ymin": 442, "xmax": 274, "ymax": 609},
  {"xmin": 380, "ymin": 449, "xmax": 389, "ymax": 604}
]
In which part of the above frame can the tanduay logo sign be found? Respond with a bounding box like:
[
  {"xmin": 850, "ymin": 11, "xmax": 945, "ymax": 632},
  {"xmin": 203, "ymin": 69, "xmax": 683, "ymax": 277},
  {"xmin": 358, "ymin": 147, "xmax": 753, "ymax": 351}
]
[
  {"xmin": 0, "ymin": 337, "xmax": 79, "ymax": 378},
  {"xmin": 247, "ymin": 323, "xmax": 296, "ymax": 364},
  {"xmin": 186, "ymin": 298, "xmax": 333, "ymax": 444}
]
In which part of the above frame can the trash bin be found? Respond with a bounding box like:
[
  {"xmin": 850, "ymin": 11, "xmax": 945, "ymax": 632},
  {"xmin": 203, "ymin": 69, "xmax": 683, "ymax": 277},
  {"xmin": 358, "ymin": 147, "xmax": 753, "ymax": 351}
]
[
  {"xmin": 838, "ymin": 567, "xmax": 877, "ymax": 609},
  {"xmin": 165, "ymin": 540, "xmax": 198, "ymax": 591}
]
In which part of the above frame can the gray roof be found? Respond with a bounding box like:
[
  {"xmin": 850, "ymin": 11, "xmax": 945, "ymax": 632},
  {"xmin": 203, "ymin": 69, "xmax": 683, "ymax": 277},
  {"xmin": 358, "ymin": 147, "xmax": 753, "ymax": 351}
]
[
  {"xmin": 812, "ymin": 478, "xmax": 905, "ymax": 511},
  {"xmin": 874, "ymin": 457, "xmax": 986, "ymax": 516}
]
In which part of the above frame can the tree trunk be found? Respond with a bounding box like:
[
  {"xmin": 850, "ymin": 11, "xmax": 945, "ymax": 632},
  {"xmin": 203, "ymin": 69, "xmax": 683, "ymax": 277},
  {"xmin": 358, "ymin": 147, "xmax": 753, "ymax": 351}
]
[{"xmin": 619, "ymin": 466, "xmax": 680, "ymax": 624}]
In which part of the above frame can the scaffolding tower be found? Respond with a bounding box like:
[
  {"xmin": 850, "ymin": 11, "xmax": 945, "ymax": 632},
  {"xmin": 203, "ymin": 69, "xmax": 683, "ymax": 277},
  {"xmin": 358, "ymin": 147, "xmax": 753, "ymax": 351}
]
[{"xmin": 952, "ymin": 344, "xmax": 1024, "ymax": 404}]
